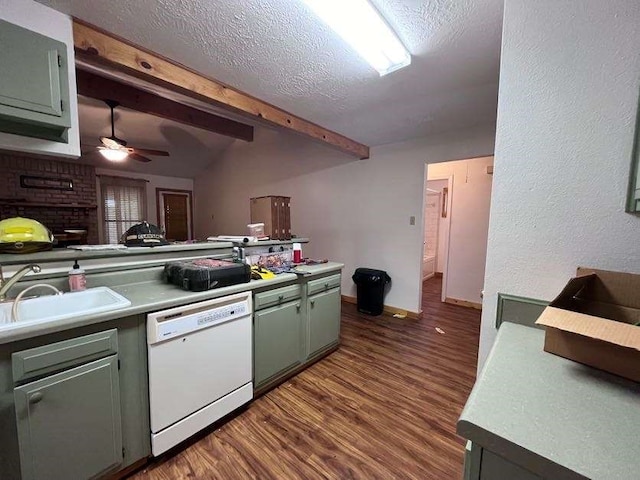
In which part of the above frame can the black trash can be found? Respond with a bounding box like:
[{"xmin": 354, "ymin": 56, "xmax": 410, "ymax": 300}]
[{"xmin": 352, "ymin": 268, "xmax": 391, "ymax": 316}]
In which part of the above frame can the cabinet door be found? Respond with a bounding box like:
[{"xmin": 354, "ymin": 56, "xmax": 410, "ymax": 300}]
[
  {"xmin": 0, "ymin": 19, "xmax": 71, "ymax": 140},
  {"xmin": 480, "ymin": 450, "xmax": 542, "ymax": 480},
  {"xmin": 308, "ymin": 288, "xmax": 341, "ymax": 358},
  {"xmin": 254, "ymin": 301, "xmax": 303, "ymax": 387},
  {"xmin": 14, "ymin": 356, "xmax": 123, "ymax": 480}
]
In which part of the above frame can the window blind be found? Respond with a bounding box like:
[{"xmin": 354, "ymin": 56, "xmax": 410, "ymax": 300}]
[{"xmin": 99, "ymin": 176, "xmax": 147, "ymax": 244}]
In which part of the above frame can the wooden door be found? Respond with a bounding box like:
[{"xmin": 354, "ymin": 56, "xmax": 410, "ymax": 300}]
[{"xmin": 162, "ymin": 193, "xmax": 189, "ymax": 241}]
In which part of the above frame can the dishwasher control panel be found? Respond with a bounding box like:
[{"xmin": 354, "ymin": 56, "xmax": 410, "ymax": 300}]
[
  {"xmin": 197, "ymin": 302, "xmax": 247, "ymax": 326},
  {"xmin": 147, "ymin": 292, "xmax": 252, "ymax": 344}
]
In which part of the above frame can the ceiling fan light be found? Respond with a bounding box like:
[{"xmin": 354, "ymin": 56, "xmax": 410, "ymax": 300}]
[{"xmin": 99, "ymin": 148, "xmax": 128, "ymax": 162}]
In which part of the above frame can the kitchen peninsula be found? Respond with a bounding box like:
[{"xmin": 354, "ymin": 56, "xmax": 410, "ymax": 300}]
[
  {"xmin": 0, "ymin": 239, "xmax": 343, "ymax": 479},
  {"xmin": 458, "ymin": 322, "xmax": 640, "ymax": 480}
]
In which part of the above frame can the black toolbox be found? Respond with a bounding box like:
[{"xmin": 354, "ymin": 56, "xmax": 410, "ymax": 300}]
[{"xmin": 163, "ymin": 259, "xmax": 251, "ymax": 292}]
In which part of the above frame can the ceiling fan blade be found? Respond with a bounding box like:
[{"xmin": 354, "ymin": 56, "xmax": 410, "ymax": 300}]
[
  {"xmin": 100, "ymin": 136, "xmax": 126, "ymax": 149},
  {"xmin": 128, "ymin": 147, "xmax": 170, "ymax": 157},
  {"xmin": 97, "ymin": 101, "xmax": 167, "ymax": 160},
  {"xmin": 129, "ymin": 153, "xmax": 153, "ymax": 163}
]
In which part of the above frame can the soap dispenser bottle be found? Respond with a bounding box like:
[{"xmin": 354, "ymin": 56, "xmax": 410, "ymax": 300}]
[{"xmin": 68, "ymin": 260, "xmax": 87, "ymax": 291}]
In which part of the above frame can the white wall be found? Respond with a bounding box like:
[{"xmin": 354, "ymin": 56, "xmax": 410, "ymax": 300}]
[
  {"xmin": 480, "ymin": 0, "xmax": 640, "ymax": 369},
  {"xmin": 0, "ymin": 0, "xmax": 80, "ymax": 157},
  {"xmin": 428, "ymin": 157, "xmax": 494, "ymax": 304},
  {"xmin": 195, "ymin": 126, "xmax": 495, "ymax": 313},
  {"xmin": 96, "ymin": 168, "xmax": 194, "ymax": 239}
]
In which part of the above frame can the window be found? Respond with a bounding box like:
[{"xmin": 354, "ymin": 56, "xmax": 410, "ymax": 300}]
[{"xmin": 98, "ymin": 175, "xmax": 147, "ymax": 244}]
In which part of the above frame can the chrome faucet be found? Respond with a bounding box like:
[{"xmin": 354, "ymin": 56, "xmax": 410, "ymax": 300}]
[{"xmin": 0, "ymin": 264, "xmax": 41, "ymax": 301}]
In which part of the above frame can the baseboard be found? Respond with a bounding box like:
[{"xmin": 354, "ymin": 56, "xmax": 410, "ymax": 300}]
[
  {"xmin": 106, "ymin": 458, "xmax": 149, "ymax": 480},
  {"xmin": 422, "ymin": 272, "xmax": 443, "ymax": 281},
  {"xmin": 341, "ymin": 295, "xmax": 422, "ymax": 320},
  {"xmin": 444, "ymin": 297, "xmax": 482, "ymax": 310}
]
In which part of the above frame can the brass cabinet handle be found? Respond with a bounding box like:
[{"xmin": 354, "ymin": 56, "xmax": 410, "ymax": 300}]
[
  {"xmin": 278, "ymin": 295, "xmax": 284, "ymax": 302},
  {"xmin": 29, "ymin": 392, "xmax": 44, "ymax": 404},
  {"xmin": 310, "ymin": 300, "xmax": 315, "ymax": 307}
]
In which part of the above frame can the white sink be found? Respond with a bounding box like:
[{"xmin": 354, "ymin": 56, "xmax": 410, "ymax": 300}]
[{"xmin": 0, "ymin": 287, "xmax": 131, "ymax": 329}]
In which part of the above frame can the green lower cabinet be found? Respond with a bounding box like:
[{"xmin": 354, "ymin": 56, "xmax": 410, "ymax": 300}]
[
  {"xmin": 14, "ymin": 356, "xmax": 123, "ymax": 480},
  {"xmin": 252, "ymin": 272, "xmax": 342, "ymax": 395},
  {"xmin": 308, "ymin": 287, "xmax": 341, "ymax": 358},
  {"xmin": 464, "ymin": 442, "xmax": 542, "ymax": 480},
  {"xmin": 464, "ymin": 441, "xmax": 482, "ymax": 480},
  {"xmin": 254, "ymin": 300, "xmax": 304, "ymax": 388},
  {"xmin": 0, "ymin": 316, "xmax": 149, "ymax": 480}
]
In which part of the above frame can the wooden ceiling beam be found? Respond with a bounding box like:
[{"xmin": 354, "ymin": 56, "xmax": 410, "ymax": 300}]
[
  {"xmin": 76, "ymin": 69, "xmax": 254, "ymax": 142},
  {"xmin": 72, "ymin": 20, "xmax": 370, "ymax": 160}
]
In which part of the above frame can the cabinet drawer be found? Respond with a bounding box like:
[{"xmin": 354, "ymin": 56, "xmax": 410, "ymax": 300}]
[
  {"xmin": 254, "ymin": 284, "xmax": 301, "ymax": 311},
  {"xmin": 12, "ymin": 329, "xmax": 118, "ymax": 383},
  {"xmin": 307, "ymin": 274, "xmax": 342, "ymax": 296}
]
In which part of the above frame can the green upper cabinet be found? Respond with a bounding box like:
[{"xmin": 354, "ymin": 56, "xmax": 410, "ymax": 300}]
[
  {"xmin": 0, "ymin": 2, "xmax": 80, "ymax": 157},
  {"xmin": 0, "ymin": 19, "xmax": 72, "ymax": 142}
]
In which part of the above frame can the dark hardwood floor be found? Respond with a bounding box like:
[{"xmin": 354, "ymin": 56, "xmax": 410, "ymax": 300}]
[{"xmin": 131, "ymin": 278, "xmax": 481, "ymax": 479}]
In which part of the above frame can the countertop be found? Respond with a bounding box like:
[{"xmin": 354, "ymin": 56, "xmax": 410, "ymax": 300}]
[
  {"xmin": 0, "ymin": 242, "xmax": 233, "ymax": 265},
  {"xmin": 457, "ymin": 322, "xmax": 640, "ymax": 480},
  {"xmin": 0, "ymin": 261, "xmax": 343, "ymax": 345},
  {"xmin": 0, "ymin": 238, "xmax": 310, "ymax": 265}
]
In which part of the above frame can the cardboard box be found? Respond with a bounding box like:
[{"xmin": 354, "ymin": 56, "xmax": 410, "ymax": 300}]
[{"xmin": 535, "ymin": 267, "xmax": 640, "ymax": 382}]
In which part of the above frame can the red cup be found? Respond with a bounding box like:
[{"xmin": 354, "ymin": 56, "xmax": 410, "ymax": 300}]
[{"xmin": 293, "ymin": 249, "xmax": 302, "ymax": 263}]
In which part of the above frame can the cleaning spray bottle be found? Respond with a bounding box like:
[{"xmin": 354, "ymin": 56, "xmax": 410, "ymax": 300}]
[{"xmin": 68, "ymin": 260, "xmax": 87, "ymax": 291}]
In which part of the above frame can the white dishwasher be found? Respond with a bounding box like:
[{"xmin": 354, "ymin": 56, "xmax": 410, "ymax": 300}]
[{"xmin": 147, "ymin": 291, "xmax": 253, "ymax": 456}]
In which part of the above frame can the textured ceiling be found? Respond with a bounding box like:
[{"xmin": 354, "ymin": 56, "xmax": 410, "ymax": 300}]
[
  {"xmin": 37, "ymin": 0, "xmax": 503, "ymax": 148},
  {"xmin": 76, "ymin": 96, "xmax": 234, "ymax": 177}
]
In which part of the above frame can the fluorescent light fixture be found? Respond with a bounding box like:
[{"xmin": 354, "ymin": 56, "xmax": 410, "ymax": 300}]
[
  {"xmin": 301, "ymin": 0, "xmax": 411, "ymax": 76},
  {"xmin": 99, "ymin": 148, "xmax": 128, "ymax": 162}
]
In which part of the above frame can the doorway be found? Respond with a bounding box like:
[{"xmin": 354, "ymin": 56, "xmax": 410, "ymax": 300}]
[
  {"xmin": 422, "ymin": 175, "xmax": 453, "ymax": 301},
  {"xmin": 156, "ymin": 188, "xmax": 193, "ymax": 241},
  {"xmin": 422, "ymin": 157, "xmax": 494, "ymax": 309}
]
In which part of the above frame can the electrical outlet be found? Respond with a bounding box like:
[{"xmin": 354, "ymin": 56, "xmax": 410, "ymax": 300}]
[{"xmin": 409, "ymin": 216, "xmax": 416, "ymax": 225}]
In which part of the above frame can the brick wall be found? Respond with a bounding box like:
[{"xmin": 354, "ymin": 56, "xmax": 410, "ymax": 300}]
[{"xmin": 0, "ymin": 154, "xmax": 99, "ymax": 244}]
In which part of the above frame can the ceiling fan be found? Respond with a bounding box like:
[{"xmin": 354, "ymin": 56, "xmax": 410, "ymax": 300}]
[{"xmin": 84, "ymin": 100, "xmax": 170, "ymax": 163}]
